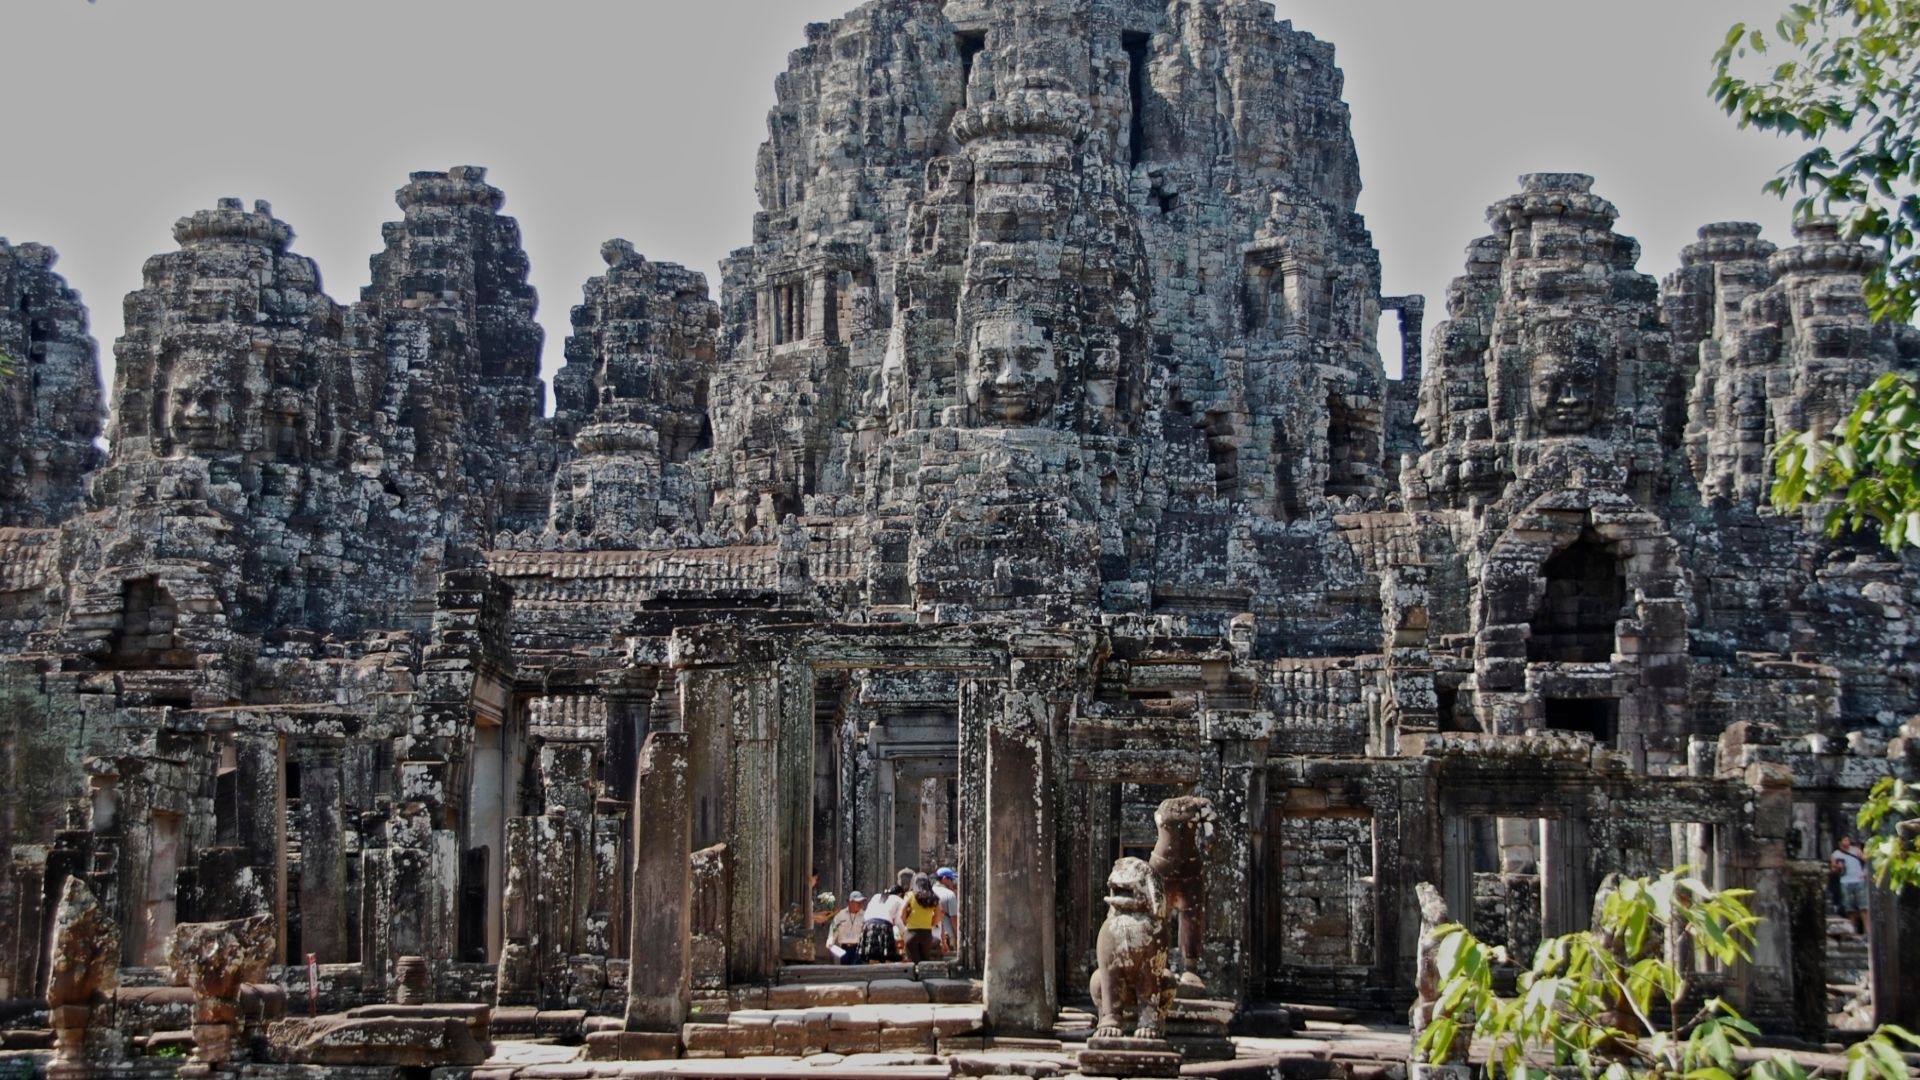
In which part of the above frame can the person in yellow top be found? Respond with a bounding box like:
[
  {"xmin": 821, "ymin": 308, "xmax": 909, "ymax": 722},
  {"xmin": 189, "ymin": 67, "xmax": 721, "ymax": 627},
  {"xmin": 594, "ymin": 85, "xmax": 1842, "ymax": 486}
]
[{"xmin": 901, "ymin": 873, "xmax": 942, "ymax": 964}]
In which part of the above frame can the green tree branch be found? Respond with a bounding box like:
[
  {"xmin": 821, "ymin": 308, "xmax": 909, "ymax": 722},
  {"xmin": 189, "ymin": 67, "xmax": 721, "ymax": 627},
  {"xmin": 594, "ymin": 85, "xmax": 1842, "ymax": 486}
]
[{"xmin": 1712, "ymin": 0, "xmax": 1920, "ymax": 325}]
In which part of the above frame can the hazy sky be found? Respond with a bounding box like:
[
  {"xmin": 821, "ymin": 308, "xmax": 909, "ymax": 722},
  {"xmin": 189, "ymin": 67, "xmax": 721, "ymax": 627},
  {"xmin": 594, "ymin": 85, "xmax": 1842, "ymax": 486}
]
[{"xmin": 0, "ymin": 0, "xmax": 1801, "ymax": 393}]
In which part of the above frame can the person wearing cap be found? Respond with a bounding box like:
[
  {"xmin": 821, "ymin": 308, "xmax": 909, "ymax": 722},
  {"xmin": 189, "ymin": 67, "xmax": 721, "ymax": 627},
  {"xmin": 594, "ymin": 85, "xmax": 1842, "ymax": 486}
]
[
  {"xmin": 933, "ymin": 868, "xmax": 959, "ymax": 955},
  {"xmin": 826, "ymin": 892, "xmax": 867, "ymax": 965}
]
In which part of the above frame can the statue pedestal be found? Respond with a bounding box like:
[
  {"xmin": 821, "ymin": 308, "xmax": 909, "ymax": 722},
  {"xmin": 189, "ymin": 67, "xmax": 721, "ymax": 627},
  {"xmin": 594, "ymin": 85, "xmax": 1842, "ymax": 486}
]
[
  {"xmin": 1080, "ymin": 1035, "xmax": 1182, "ymax": 1079},
  {"xmin": 1165, "ymin": 997, "xmax": 1235, "ymax": 1062}
]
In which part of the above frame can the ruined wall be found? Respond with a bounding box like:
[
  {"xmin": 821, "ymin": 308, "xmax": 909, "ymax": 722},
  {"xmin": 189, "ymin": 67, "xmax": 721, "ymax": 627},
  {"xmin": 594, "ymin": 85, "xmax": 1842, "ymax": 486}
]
[
  {"xmin": 0, "ymin": 0, "xmax": 1917, "ymax": 1041},
  {"xmin": 0, "ymin": 240, "xmax": 103, "ymax": 529}
]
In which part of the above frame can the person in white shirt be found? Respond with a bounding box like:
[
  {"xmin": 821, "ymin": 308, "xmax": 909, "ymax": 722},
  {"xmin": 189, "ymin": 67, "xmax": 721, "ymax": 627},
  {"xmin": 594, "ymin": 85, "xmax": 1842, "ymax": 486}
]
[
  {"xmin": 861, "ymin": 886, "xmax": 901, "ymax": 962},
  {"xmin": 933, "ymin": 867, "xmax": 959, "ymax": 956},
  {"xmin": 1832, "ymin": 836, "xmax": 1870, "ymax": 935},
  {"xmin": 826, "ymin": 892, "xmax": 868, "ymax": 964}
]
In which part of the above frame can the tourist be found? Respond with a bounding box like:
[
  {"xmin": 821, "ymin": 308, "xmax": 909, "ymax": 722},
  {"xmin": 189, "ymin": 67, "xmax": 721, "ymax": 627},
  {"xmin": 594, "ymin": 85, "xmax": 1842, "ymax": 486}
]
[
  {"xmin": 889, "ymin": 868, "xmax": 916, "ymax": 953},
  {"xmin": 826, "ymin": 891, "xmax": 867, "ymax": 965},
  {"xmin": 861, "ymin": 884, "xmax": 901, "ymax": 963},
  {"xmin": 901, "ymin": 873, "xmax": 942, "ymax": 966},
  {"xmin": 1832, "ymin": 836, "xmax": 1870, "ymax": 935},
  {"xmin": 934, "ymin": 867, "xmax": 959, "ymax": 955}
]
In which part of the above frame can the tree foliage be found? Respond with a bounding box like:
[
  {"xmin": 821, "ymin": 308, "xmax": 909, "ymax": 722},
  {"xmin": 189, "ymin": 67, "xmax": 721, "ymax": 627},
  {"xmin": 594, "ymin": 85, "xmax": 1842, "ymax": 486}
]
[
  {"xmin": 1416, "ymin": 868, "xmax": 1918, "ymax": 1080},
  {"xmin": 1858, "ymin": 776, "xmax": 1920, "ymax": 892},
  {"xmin": 1772, "ymin": 372, "xmax": 1920, "ymax": 549},
  {"xmin": 1712, "ymin": 0, "xmax": 1920, "ymax": 325}
]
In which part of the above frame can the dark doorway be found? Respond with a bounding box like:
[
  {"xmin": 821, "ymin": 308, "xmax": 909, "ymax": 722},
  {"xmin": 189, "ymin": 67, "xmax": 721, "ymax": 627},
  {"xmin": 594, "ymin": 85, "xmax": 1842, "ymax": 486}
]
[
  {"xmin": 1528, "ymin": 530, "xmax": 1626, "ymax": 663},
  {"xmin": 1543, "ymin": 697, "xmax": 1618, "ymax": 745},
  {"xmin": 1123, "ymin": 31, "xmax": 1151, "ymax": 166}
]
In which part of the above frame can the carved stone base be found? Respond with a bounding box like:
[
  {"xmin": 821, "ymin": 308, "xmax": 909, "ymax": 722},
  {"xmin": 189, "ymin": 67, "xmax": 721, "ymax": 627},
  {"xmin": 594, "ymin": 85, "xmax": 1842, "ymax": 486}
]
[
  {"xmin": 1410, "ymin": 1064, "xmax": 1473, "ymax": 1080},
  {"xmin": 1080, "ymin": 1035, "xmax": 1182, "ymax": 1079}
]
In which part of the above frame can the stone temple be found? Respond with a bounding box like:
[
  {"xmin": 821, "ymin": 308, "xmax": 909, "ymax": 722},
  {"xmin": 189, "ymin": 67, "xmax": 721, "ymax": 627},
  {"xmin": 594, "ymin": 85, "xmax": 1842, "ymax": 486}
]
[{"xmin": 2, "ymin": 0, "xmax": 1919, "ymax": 1074}]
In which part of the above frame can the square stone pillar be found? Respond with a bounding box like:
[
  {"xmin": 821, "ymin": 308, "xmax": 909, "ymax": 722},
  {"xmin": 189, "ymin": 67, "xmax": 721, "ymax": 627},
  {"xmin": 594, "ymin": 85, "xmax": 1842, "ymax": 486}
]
[
  {"xmin": 297, "ymin": 744, "xmax": 346, "ymax": 962},
  {"xmin": 626, "ymin": 733, "xmax": 692, "ymax": 1033},
  {"xmin": 776, "ymin": 659, "xmax": 816, "ymax": 956},
  {"xmin": 727, "ymin": 661, "xmax": 782, "ymax": 983},
  {"xmin": 1870, "ymin": 877, "xmax": 1920, "ymax": 1028},
  {"xmin": 983, "ymin": 659, "xmax": 1059, "ymax": 1035},
  {"xmin": 1200, "ymin": 713, "xmax": 1269, "ymax": 1004}
]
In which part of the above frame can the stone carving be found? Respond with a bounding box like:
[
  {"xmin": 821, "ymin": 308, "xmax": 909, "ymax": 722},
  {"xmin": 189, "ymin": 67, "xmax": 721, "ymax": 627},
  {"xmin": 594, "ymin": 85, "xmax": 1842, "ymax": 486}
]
[
  {"xmin": 0, "ymin": 240, "xmax": 103, "ymax": 528},
  {"xmin": 0, "ymin": 0, "xmax": 1914, "ymax": 1060},
  {"xmin": 965, "ymin": 312, "xmax": 1060, "ymax": 427},
  {"xmin": 1528, "ymin": 318, "xmax": 1608, "ymax": 436},
  {"xmin": 166, "ymin": 915, "xmax": 276, "ymax": 1071},
  {"xmin": 1090, "ymin": 856, "xmax": 1176, "ymax": 1040},
  {"xmin": 1410, "ymin": 882, "xmax": 1466, "ymax": 1065},
  {"xmin": 46, "ymin": 877, "xmax": 119, "ymax": 1074},
  {"xmin": 1150, "ymin": 795, "xmax": 1216, "ymax": 984}
]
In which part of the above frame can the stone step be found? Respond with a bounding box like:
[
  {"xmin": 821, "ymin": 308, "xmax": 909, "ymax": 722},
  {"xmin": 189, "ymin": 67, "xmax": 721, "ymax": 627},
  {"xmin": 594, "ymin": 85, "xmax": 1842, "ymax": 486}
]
[
  {"xmin": 682, "ymin": 1002, "xmax": 986, "ymax": 1059},
  {"xmin": 776, "ymin": 962, "xmax": 951, "ymax": 984},
  {"xmin": 732, "ymin": 977, "xmax": 979, "ymax": 1011}
]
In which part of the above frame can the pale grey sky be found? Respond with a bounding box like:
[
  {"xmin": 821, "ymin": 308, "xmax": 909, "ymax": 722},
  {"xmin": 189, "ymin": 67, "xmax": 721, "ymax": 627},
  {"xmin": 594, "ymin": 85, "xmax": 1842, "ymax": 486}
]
[{"xmin": 0, "ymin": 0, "xmax": 1799, "ymax": 393}]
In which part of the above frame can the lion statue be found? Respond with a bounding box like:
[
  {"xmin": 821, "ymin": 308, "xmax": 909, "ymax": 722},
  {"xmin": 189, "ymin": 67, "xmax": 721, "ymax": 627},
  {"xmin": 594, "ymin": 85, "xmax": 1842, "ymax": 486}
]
[
  {"xmin": 1149, "ymin": 794, "xmax": 1216, "ymax": 984},
  {"xmin": 1089, "ymin": 856, "xmax": 1177, "ymax": 1040}
]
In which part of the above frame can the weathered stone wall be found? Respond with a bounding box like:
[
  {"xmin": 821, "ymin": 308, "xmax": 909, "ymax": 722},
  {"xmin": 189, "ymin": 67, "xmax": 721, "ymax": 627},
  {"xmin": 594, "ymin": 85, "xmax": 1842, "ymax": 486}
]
[
  {"xmin": 0, "ymin": 240, "xmax": 103, "ymax": 529},
  {"xmin": 0, "ymin": 0, "xmax": 1917, "ymax": 1044}
]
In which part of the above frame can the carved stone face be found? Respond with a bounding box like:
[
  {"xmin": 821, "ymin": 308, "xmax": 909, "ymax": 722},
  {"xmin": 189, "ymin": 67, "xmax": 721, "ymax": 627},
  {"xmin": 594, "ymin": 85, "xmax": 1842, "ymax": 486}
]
[
  {"xmin": 1529, "ymin": 327, "xmax": 1605, "ymax": 435},
  {"xmin": 966, "ymin": 314, "xmax": 1059, "ymax": 425},
  {"xmin": 165, "ymin": 362, "xmax": 241, "ymax": 452}
]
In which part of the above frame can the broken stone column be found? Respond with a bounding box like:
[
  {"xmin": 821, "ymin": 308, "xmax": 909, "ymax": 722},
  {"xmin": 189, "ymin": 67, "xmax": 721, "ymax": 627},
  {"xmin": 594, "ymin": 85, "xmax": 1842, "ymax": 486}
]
[
  {"xmin": 46, "ymin": 877, "xmax": 119, "ymax": 1079},
  {"xmin": 625, "ymin": 732, "xmax": 692, "ymax": 1035},
  {"xmin": 166, "ymin": 914, "xmax": 275, "ymax": 1075}
]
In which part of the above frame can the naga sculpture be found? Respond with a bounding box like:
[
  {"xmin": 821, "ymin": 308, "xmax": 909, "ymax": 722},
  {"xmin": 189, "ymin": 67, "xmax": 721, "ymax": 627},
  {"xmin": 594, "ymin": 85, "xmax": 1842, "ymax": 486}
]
[
  {"xmin": 1149, "ymin": 795, "xmax": 1216, "ymax": 985},
  {"xmin": 167, "ymin": 914, "xmax": 276, "ymax": 1073},
  {"xmin": 1090, "ymin": 856, "xmax": 1177, "ymax": 1040},
  {"xmin": 46, "ymin": 877, "xmax": 120, "ymax": 1077}
]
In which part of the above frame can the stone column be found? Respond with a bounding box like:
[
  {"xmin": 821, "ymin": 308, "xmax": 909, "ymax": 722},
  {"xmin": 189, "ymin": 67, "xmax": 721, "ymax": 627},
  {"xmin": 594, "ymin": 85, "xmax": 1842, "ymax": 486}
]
[
  {"xmin": 297, "ymin": 744, "xmax": 346, "ymax": 963},
  {"xmin": 728, "ymin": 660, "xmax": 782, "ymax": 983},
  {"xmin": 626, "ymin": 733, "xmax": 692, "ymax": 1032},
  {"xmin": 1201, "ymin": 715, "xmax": 1267, "ymax": 1003},
  {"xmin": 1787, "ymin": 861, "xmax": 1828, "ymax": 1039},
  {"xmin": 983, "ymin": 644, "xmax": 1062, "ymax": 1035},
  {"xmin": 776, "ymin": 658, "xmax": 816, "ymax": 958},
  {"xmin": 1870, "ymin": 879, "xmax": 1920, "ymax": 1027},
  {"xmin": 956, "ymin": 683, "xmax": 989, "ymax": 974}
]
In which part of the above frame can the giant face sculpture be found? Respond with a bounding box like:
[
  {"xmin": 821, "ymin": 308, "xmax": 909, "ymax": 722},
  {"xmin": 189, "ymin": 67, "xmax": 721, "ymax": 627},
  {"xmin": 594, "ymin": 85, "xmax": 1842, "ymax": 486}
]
[
  {"xmin": 966, "ymin": 313, "xmax": 1060, "ymax": 426},
  {"xmin": 1528, "ymin": 321, "xmax": 1607, "ymax": 436},
  {"xmin": 163, "ymin": 356, "xmax": 243, "ymax": 453}
]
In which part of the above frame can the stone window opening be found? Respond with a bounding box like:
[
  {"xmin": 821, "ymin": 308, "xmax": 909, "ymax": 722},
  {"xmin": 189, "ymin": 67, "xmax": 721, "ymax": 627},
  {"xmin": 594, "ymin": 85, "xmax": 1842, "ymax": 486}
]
[
  {"xmin": 1324, "ymin": 392, "xmax": 1377, "ymax": 499},
  {"xmin": 1460, "ymin": 815, "xmax": 1543, "ymax": 966},
  {"xmin": 1542, "ymin": 697, "xmax": 1618, "ymax": 745},
  {"xmin": 1243, "ymin": 263, "xmax": 1279, "ymax": 333},
  {"xmin": 1527, "ymin": 529, "xmax": 1626, "ymax": 663},
  {"xmin": 1123, "ymin": 31, "xmax": 1151, "ymax": 168},
  {"xmin": 1273, "ymin": 809, "xmax": 1376, "ymax": 970},
  {"xmin": 109, "ymin": 577, "xmax": 192, "ymax": 670},
  {"xmin": 768, "ymin": 280, "xmax": 808, "ymax": 347},
  {"xmin": 957, "ymin": 31, "xmax": 987, "ymax": 90},
  {"xmin": 1436, "ymin": 683, "xmax": 1478, "ymax": 733}
]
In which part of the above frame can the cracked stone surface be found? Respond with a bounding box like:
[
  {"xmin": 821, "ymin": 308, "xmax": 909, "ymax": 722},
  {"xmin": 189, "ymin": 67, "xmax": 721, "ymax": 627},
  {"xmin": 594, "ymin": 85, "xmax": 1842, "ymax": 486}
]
[{"xmin": 0, "ymin": 0, "xmax": 1917, "ymax": 1062}]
